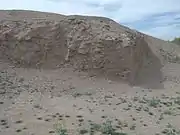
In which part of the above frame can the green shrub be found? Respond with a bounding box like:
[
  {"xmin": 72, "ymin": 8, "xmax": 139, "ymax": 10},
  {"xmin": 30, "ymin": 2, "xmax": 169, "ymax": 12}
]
[{"xmin": 171, "ymin": 37, "xmax": 180, "ymax": 45}]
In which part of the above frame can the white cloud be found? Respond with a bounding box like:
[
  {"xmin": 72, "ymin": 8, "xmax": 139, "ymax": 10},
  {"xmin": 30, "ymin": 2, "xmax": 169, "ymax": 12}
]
[
  {"xmin": 0, "ymin": 0, "xmax": 180, "ymax": 40},
  {"xmin": 142, "ymin": 24, "xmax": 180, "ymax": 40},
  {"xmin": 1, "ymin": 0, "xmax": 180, "ymax": 23}
]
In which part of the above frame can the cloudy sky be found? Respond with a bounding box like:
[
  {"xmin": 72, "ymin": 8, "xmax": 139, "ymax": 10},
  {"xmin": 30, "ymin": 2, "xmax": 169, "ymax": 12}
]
[{"xmin": 0, "ymin": 0, "xmax": 180, "ymax": 40}]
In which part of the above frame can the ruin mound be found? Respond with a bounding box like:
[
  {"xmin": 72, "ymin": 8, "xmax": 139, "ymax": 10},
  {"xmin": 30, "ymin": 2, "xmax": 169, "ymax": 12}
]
[{"xmin": 0, "ymin": 10, "xmax": 159, "ymax": 83}]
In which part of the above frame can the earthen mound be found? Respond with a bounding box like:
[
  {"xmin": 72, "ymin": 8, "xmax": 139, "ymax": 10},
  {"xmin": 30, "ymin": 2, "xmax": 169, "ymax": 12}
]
[{"xmin": 0, "ymin": 10, "xmax": 164, "ymax": 84}]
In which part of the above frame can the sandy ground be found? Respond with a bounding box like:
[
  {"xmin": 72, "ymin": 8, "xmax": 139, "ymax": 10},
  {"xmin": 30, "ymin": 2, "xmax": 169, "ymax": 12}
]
[{"xmin": 0, "ymin": 61, "xmax": 180, "ymax": 135}]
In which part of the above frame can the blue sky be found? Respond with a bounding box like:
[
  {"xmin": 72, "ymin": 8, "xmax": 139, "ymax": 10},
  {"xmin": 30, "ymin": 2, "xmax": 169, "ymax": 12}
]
[{"xmin": 0, "ymin": 0, "xmax": 180, "ymax": 40}]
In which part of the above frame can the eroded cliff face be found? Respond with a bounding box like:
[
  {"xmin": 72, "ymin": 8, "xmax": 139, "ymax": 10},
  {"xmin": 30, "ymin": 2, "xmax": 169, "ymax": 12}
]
[{"xmin": 0, "ymin": 11, "xmax": 154, "ymax": 83}]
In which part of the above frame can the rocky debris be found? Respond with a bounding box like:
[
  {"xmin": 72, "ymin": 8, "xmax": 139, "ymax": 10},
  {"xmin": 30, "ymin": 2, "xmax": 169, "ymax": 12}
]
[
  {"xmin": 0, "ymin": 70, "xmax": 30, "ymax": 98},
  {"xmin": 0, "ymin": 10, "xmax": 159, "ymax": 83},
  {"xmin": 0, "ymin": 71, "xmax": 18, "ymax": 96}
]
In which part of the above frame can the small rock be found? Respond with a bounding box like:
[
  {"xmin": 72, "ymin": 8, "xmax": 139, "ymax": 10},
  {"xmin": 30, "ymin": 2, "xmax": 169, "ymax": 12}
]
[
  {"xmin": 16, "ymin": 129, "xmax": 22, "ymax": 132},
  {"xmin": 132, "ymin": 118, "xmax": 136, "ymax": 121},
  {"xmin": 101, "ymin": 116, "xmax": 107, "ymax": 119},
  {"xmin": 130, "ymin": 124, "xmax": 136, "ymax": 130},
  {"xmin": 49, "ymin": 131, "xmax": 55, "ymax": 134},
  {"xmin": 0, "ymin": 101, "xmax": 4, "ymax": 104},
  {"xmin": 143, "ymin": 124, "xmax": 148, "ymax": 127},
  {"xmin": 44, "ymin": 118, "xmax": 51, "ymax": 122},
  {"xmin": 65, "ymin": 115, "xmax": 70, "ymax": 118},
  {"xmin": 15, "ymin": 120, "xmax": 23, "ymax": 124},
  {"xmin": 37, "ymin": 117, "xmax": 43, "ymax": 120},
  {"xmin": 76, "ymin": 115, "xmax": 83, "ymax": 118},
  {"xmin": 149, "ymin": 112, "xmax": 154, "ymax": 116},
  {"xmin": 78, "ymin": 119, "xmax": 84, "ymax": 122}
]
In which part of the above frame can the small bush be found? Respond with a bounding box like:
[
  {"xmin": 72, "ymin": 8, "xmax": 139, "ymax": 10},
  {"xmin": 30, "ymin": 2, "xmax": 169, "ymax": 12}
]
[
  {"xmin": 171, "ymin": 37, "xmax": 180, "ymax": 45},
  {"xmin": 174, "ymin": 97, "xmax": 180, "ymax": 105},
  {"xmin": 54, "ymin": 121, "xmax": 68, "ymax": 135},
  {"xmin": 101, "ymin": 120, "xmax": 115, "ymax": 134},
  {"xmin": 162, "ymin": 123, "xmax": 180, "ymax": 135},
  {"xmin": 148, "ymin": 98, "xmax": 161, "ymax": 108}
]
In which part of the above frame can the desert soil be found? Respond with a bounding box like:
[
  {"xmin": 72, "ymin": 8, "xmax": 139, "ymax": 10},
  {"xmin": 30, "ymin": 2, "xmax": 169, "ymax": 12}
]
[{"xmin": 1, "ymin": 60, "xmax": 180, "ymax": 135}]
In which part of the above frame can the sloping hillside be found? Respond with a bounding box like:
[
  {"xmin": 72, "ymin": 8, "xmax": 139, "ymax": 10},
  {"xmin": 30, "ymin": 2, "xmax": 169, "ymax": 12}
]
[{"xmin": 0, "ymin": 10, "xmax": 180, "ymax": 86}]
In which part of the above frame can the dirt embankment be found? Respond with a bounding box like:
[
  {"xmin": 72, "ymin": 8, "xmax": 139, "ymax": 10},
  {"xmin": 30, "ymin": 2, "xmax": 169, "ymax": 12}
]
[{"xmin": 1, "ymin": 10, "xmax": 179, "ymax": 85}]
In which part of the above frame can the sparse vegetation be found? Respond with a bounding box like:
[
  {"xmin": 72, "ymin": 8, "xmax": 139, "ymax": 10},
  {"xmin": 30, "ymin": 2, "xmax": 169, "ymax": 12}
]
[
  {"xmin": 79, "ymin": 129, "xmax": 89, "ymax": 134},
  {"xmin": 54, "ymin": 121, "xmax": 68, "ymax": 135},
  {"xmin": 54, "ymin": 120, "xmax": 128, "ymax": 135},
  {"xmin": 129, "ymin": 124, "xmax": 136, "ymax": 130},
  {"xmin": 56, "ymin": 128, "xmax": 68, "ymax": 135},
  {"xmin": 101, "ymin": 120, "xmax": 115, "ymax": 134},
  {"xmin": 163, "ymin": 109, "xmax": 173, "ymax": 115},
  {"xmin": 174, "ymin": 97, "xmax": 180, "ymax": 105},
  {"xmin": 148, "ymin": 97, "xmax": 161, "ymax": 108},
  {"xmin": 162, "ymin": 123, "xmax": 180, "ymax": 135},
  {"xmin": 159, "ymin": 113, "xmax": 164, "ymax": 120},
  {"xmin": 170, "ymin": 37, "xmax": 180, "ymax": 45}
]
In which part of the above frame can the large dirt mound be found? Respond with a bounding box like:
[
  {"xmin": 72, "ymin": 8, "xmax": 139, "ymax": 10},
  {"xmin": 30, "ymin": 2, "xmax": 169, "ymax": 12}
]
[{"xmin": 1, "ymin": 10, "xmax": 177, "ymax": 84}]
